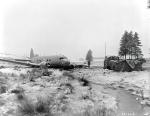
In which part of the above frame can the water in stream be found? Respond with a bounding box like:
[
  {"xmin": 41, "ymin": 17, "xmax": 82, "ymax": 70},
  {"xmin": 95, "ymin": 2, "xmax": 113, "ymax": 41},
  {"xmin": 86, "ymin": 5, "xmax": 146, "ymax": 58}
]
[
  {"xmin": 92, "ymin": 83, "xmax": 150, "ymax": 116},
  {"xmin": 105, "ymin": 88, "xmax": 150, "ymax": 116}
]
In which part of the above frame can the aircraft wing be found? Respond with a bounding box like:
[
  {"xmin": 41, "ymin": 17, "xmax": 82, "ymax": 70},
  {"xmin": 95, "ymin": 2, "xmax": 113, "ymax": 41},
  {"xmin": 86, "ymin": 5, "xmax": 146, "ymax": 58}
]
[
  {"xmin": 14, "ymin": 58, "xmax": 31, "ymax": 62},
  {"xmin": 0, "ymin": 58, "xmax": 40, "ymax": 68}
]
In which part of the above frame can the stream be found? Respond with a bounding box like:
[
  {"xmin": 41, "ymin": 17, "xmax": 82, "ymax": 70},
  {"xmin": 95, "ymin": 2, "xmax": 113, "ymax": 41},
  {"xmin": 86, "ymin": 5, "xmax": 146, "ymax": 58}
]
[{"xmin": 92, "ymin": 83, "xmax": 150, "ymax": 116}]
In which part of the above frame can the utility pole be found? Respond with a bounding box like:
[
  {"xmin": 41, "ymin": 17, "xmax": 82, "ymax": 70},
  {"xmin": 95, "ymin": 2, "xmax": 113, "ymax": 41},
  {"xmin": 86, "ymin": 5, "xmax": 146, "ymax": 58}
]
[
  {"xmin": 105, "ymin": 42, "xmax": 106, "ymax": 57},
  {"xmin": 148, "ymin": 0, "xmax": 150, "ymax": 8},
  {"xmin": 149, "ymin": 48, "xmax": 150, "ymax": 59}
]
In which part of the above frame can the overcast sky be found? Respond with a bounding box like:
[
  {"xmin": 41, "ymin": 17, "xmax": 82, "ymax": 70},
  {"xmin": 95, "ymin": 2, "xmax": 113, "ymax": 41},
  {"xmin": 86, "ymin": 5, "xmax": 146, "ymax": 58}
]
[{"xmin": 0, "ymin": 0, "xmax": 150, "ymax": 60}]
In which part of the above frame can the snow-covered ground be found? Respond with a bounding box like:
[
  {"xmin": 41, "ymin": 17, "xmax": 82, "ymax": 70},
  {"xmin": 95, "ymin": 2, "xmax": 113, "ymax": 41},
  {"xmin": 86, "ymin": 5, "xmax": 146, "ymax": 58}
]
[
  {"xmin": 0, "ymin": 64, "xmax": 150, "ymax": 116},
  {"xmin": 88, "ymin": 68, "xmax": 150, "ymax": 106},
  {"xmin": 0, "ymin": 67, "xmax": 117, "ymax": 116}
]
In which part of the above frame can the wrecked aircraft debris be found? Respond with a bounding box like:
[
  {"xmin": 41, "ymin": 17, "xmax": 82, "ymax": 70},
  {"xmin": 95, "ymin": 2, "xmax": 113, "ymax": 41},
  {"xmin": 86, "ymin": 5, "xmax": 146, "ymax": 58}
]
[
  {"xmin": 0, "ymin": 55, "xmax": 88, "ymax": 69},
  {"xmin": 0, "ymin": 55, "xmax": 73, "ymax": 69}
]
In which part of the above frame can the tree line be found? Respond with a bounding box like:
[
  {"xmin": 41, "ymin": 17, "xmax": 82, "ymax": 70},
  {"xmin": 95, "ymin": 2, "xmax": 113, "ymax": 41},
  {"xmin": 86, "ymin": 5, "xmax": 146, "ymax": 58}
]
[
  {"xmin": 85, "ymin": 30, "xmax": 143, "ymax": 67},
  {"xmin": 119, "ymin": 31, "xmax": 143, "ymax": 59}
]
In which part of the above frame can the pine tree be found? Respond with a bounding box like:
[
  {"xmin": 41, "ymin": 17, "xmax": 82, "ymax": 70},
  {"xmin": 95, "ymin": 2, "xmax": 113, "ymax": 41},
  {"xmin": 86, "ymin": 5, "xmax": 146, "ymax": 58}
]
[
  {"xmin": 119, "ymin": 31, "xmax": 143, "ymax": 59},
  {"xmin": 86, "ymin": 49, "xmax": 93, "ymax": 67},
  {"xmin": 30, "ymin": 48, "xmax": 34, "ymax": 58},
  {"xmin": 119, "ymin": 31, "xmax": 129, "ymax": 59},
  {"xmin": 127, "ymin": 31, "xmax": 133, "ymax": 59},
  {"xmin": 133, "ymin": 32, "xmax": 142, "ymax": 58}
]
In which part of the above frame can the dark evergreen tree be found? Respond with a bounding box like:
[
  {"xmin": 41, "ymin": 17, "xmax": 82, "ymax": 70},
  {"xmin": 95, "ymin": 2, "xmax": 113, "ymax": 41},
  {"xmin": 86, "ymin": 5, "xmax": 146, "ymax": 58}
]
[
  {"xmin": 119, "ymin": 31, "xmax": 129, "ymax": 59},
  {"xmin": 30, "ymin": 48, "xmax": 34, "ymax": 58},
  {"xmin": 127, "ymin": 31, "xmax": 134, "ymax": 59},
  {"xmin": 119, "ymin": 31, "xmax": 143, "ymax": 59},
  {"xmin": 86, "ymin": 49, "xmax": 93, "ymax": 67},
  {"xmin": 133, "ymin": 32, "xmax": 142, "ymax": 58}
]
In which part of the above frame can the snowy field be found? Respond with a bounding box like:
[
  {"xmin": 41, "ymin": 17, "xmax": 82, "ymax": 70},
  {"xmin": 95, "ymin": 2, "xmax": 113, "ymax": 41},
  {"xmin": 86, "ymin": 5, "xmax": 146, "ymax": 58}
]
[
  {"xmin": 0, "ymin": 66, "xmax": 117, "ymax": 116},
  {"xmin": 0, "ymin": 60, "xmax": 150, "ymax": 116}
]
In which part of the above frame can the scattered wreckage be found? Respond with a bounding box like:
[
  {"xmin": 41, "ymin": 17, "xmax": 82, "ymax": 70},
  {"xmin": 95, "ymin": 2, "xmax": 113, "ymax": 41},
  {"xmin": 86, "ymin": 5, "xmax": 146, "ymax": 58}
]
[
  {"xmin": 104, "ymin": 56, "xmax": 146, "ymax": 72},
  {"xmin": 0, "ymin": 55, "xmax": 88, "ymax": 70}
]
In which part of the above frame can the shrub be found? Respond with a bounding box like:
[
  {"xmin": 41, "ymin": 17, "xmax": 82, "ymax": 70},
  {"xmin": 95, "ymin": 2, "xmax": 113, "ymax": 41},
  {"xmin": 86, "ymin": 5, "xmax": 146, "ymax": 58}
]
[
  {"xmin": 65, "ymin": 83, "xmax": 74, "ymax": 94},
  {"xmin": 63, "ymin": 72, "xmax": 75, "ymax": 80},
  {"xmin": 0, "ymin": 72, "xmax": 8, "ymax": 79},
  {"xmin": 20, "ymin": 73, "xmax": 28, "ymax": 80},
  {"xmin": 35, "ymin": 96, "xmax": 50, "ymax": 113},
  {"xmin": 18, "ymin": 99, "xmax": 35, "ymax": 116},
  {"xmin": 17, "ymin": 93, "xmax": 35, "ymax": 116},
  {"xmin": 42, "ymin": 69, "xmax": 53, "ymax": 76},
  {"xmin": 59, "ymin": 82, "xmax": 74, "ymax": 94},
  {"xmin": 54, "ymin": 94, "xmax": 68, "ymax": 113},
  {"xmin": 11, "ymin": 86, "xmax": 24, "ymax": 94},
  {"xmin": 0, "ymin": 77, "xmax": 7, "ymax": 84},
  {"xmin": 26, "ymin": 70, "xmax": 39, "ymax": 82},
  {"xmin": 0, "ymin": 85, "xmax": 7, "ymax": 94},
  {"xmin": 17, "ymin": 93, "xmax": 25, "ymax": 100},
  {"xmin": 11, "ymin": 73, "xmax": 18, "ymax": 77},
  {"xmin": 71, "ymin": 107, "xmax": 116, "ymax": 116},
  {"xmin": 78, "ymin": 77, "xmax": 90, "ymax": 86},
  {"xmin": 81, "ymin": 109, "xmax": 114, "ymax": 116},
  {"xmin": 17, "ymin": 93, "xmax": 116, "ymax": 116},
  {"xmin": 17, "ymin": 94, "xmax": 54, "ymax": 116}
]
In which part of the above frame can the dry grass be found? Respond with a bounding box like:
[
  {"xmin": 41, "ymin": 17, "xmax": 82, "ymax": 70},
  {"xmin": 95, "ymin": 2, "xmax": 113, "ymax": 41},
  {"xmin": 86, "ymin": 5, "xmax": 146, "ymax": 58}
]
[
  {"xmin": 19, "ymin": 69, "xmax": 42, "ymax": 82},
  {"xmin": 15, "ymin": 69, "xmax": 116, "ymax": 116},
  {"xmin": 17, "ymin": 93, "xmax": 54, "ymax": 116},
  {"xmin": 59, "ymin": 82, "xmax": 74, "ymax": 94},
  {"xmin": 56, "ymin": 107, "xmax": 116, "ymax": 116},
  {"xmin": 0, "ymin": 72, "xmax": 9, "ymax": 79},
  {"xmin": 11, "ymin": 72, "xmax": 18, "ymax": 77},
  {"xmin": 18, "ymin": 98, "xmax": 35, "ymax": 116},
  {"xmin": 78, "ymin": 77, "xmax": 90, "ymax": 86},
  {"xmin": 0, "ymin": 77, "xmax": 7, "ymax": 94},
  {"xmin": 80, "ymin": 108, "xmax": 116, "ymax": 116},
  {"xmin": 0, "ymin": 85, "xmax": 7, "ymax": 93},
  {"xmin": 11, "ymin": 86, "xmax": 24, "ymax": 94},
  {"xmin": 20, "ymin": 73, "xmax": 28, "ymax": 80},
  {"xmin": 63, "ymin": 71, "xmax": 75, "ymax": 80}
]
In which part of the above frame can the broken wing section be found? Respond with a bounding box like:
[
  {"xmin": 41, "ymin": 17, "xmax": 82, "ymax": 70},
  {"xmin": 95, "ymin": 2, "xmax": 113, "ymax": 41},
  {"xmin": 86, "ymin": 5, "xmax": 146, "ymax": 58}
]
[{"xmin": 0, "ymin": 58, "xmax": 40, "ymax": 68}]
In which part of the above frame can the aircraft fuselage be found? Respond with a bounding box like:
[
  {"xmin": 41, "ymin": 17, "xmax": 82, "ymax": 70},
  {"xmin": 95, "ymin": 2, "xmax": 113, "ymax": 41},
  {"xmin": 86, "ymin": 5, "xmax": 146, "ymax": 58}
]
[{"xmin": 31, "ymin": 55, "xmax": 71, "ymax": 68}]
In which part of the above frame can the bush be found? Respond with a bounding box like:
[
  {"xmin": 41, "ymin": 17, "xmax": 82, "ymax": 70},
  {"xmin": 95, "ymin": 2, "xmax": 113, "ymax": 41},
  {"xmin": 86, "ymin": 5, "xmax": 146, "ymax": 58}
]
[
  {"xmin": 42, "ymin": 69, "xmax": 53, "ymax": 76},
  {"xmin": 0, "ymin": 77, "xmax": 7, "ymax": 84},
  {"xmin": 25, "ymin": 69, "xmax": 40, "ymax": 82},
  {"xmin": 11, "ymin": 73, "xmax": 18, "ymax": 77},
  {"xmin": 0, "ymin": 85, "xmax": 7, "ymax": 94},
  {"xmin": 17, "ymin": 93, "xmax": 35, "ymax": 116},
  {"xmin": 63, "ymin": 72, "xmax": 75, "ymax": 80},
  {"xmin": 11, "ymin": 86, "xmax": 24, "ymax": 94},
  {"xmin": 70, "ymin": 107, "xmax": 116, "ymax": 116},
  {"xmin": 17, "ymin": 93, "xmax": 25, "ymax": 100},
  {"xmin": 35, "ymin": 96, "xmax": 51, "ymax": 113},
  {"xmin": 78, "ymin": 77, "xmax": 90, "ymax": 86},
  {"xmin": 0, "ymin": 72, "xmax": 8, "ymax": 79},
  {"xmin": 17, "ymin": 93, "xmax": 116, "ymax": 116},
  {"xmin": 18, "ymin": 99, "xmax": 35, "ymax": 115},
  {"xmin": 17, "ymin": 94, "xmax": 54, "ymax": 116},
  {"xmin": 80, "ymin": 108, "xmax": 116, "ymax": 116},
  {"xmin": 59, "ymin": 82, "xmax": 74, "ymax": 94},
  {"xmin": 20, "ymin": 73, "xmax": 28, "ymax": 80}
]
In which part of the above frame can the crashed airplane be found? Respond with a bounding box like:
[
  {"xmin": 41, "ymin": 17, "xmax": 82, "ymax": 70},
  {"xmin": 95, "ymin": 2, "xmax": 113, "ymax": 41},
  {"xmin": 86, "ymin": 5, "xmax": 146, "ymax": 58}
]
[
  {"xmin": 0, "ymin": 55, "xmax": 75, "ymax": 69},
  {"xmin": 0, "ymin": 54, "xmax": 88, "ymax": 69}
]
